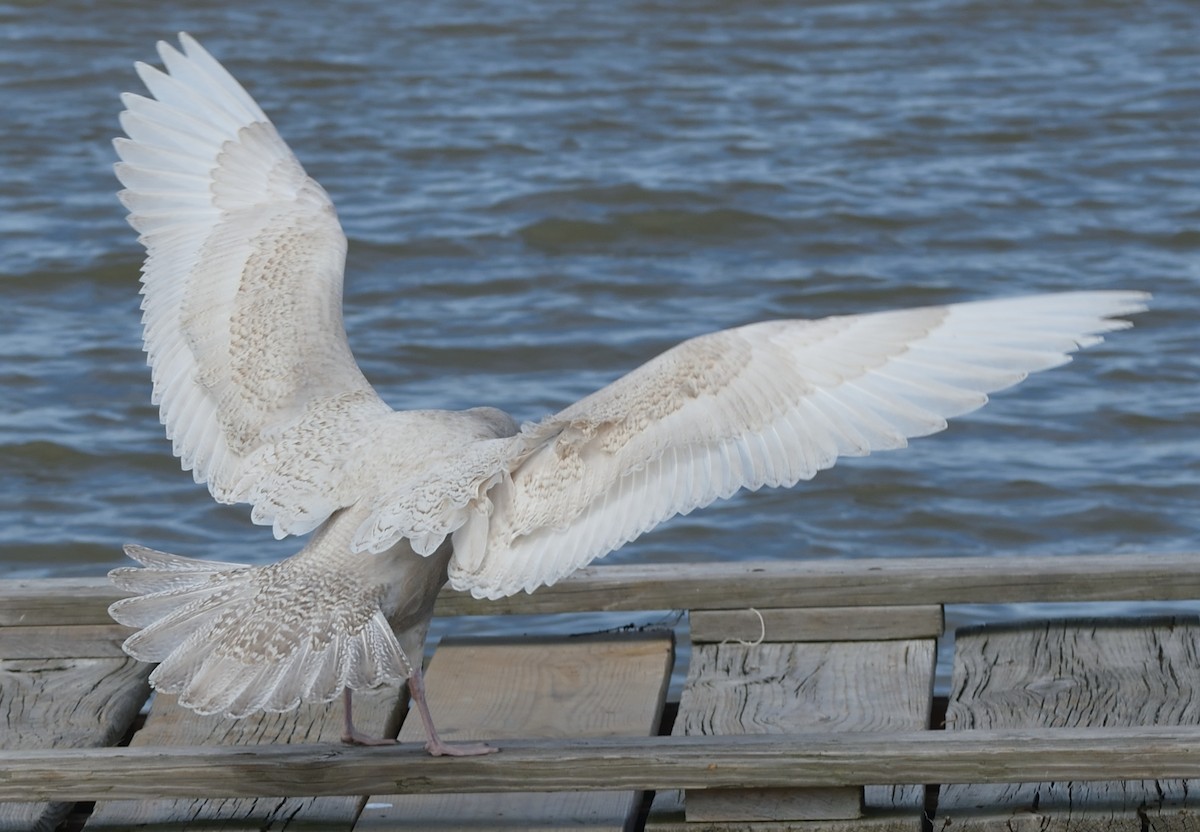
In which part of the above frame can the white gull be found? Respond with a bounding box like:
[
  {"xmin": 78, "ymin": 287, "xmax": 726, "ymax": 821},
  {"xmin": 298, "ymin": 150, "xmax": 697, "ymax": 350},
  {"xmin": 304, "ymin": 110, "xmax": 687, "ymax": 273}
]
[{"xmin": 108, "ymin": 33, "xmax": 1148, "ymax": 756}]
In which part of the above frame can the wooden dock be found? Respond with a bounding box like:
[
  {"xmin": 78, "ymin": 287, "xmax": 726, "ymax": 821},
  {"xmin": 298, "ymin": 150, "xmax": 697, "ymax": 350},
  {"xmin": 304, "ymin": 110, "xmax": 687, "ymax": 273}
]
[{"xmin": 3, "ymin": 553, "xmax": 1200, "ymax": 831}]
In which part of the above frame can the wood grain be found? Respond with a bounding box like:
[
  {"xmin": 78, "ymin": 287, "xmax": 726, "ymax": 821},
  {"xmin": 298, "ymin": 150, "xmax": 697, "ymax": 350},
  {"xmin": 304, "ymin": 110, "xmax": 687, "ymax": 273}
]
[
  {"xmin": 1, "ymin": 579, "xmax": 129, "ymax": 626},
  {"xmin": 679, "ymin": 786, "xmax": 864, "ymax": 823},
  {"xmin": 6, "ymin": 728, "xmax": 1200, "ymax": 802},
  {"xmin": 441, "ymin": 552, "xmax": 1200, "ymax": 613},
  {"xmin": 670, "ymin": 639, "xmax": 935, "ymax": 824},
  {"xmin": 675, "ymin": 641, "xmax": 935, "ymax": 736},
  {"xmin": 357, "ymin": 632, "xmax": 673, "ymax": 831},
  {"xmin": 939, "ymin": 617, "xmax": 1200, "ymax": 832},
  {"xmin": 6, "ymin": 552, "xmax": 1200, "ymax": 624},
  {"xmin": 0, "ymin": 624, "xmax": 133, "ymax": 659},
  {"xmin": 689, "ymin": 605, "xmax": 944, "ymax": 643},
  {"xmin": 0, "ymin": 654, "xmax": 149, "ymax": 832}
]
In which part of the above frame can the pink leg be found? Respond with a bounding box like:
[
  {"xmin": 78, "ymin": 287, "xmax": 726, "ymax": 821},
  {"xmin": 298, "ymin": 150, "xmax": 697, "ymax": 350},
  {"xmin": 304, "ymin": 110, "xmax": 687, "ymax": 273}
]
[
  {"xmin": 408, "ymin": 662, "xmax": 497, "ymax": 757},
  {"xmin": 340, "ymin": 688, "xmax": 397, "ymax": 746}
]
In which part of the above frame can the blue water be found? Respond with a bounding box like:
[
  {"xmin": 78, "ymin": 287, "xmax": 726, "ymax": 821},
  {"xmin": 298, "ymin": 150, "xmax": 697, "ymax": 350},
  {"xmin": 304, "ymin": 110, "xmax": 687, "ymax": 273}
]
[{"xmin": 1, "ymin": 1, "xmax": 1198, "ymax": 685}]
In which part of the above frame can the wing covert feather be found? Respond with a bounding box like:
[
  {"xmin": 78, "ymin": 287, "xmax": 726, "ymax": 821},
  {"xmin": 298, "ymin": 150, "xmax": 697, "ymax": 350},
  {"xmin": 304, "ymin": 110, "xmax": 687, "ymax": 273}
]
[{"xmin": 448, "ymin": 291, "xmax": 1148, "ymax": 599}]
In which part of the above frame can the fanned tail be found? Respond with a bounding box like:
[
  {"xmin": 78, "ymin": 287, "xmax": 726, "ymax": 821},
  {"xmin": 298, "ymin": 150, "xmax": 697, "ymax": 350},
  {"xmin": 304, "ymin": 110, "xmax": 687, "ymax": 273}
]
[{"xmin": 109, "ymin": 543, "xmax": 410, "ymax": 718}]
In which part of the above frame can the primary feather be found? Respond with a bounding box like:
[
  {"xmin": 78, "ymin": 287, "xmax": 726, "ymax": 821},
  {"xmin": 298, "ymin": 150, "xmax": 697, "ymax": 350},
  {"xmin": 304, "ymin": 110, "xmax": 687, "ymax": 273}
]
[{"xmin": 112, "ymin": 34, "xmax": 1147, "ymax": 725}]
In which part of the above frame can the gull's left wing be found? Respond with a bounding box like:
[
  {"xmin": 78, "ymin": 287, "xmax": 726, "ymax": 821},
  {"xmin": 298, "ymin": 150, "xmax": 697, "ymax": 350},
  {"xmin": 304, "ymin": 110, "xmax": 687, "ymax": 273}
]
[
  {"xmin": 115, "ymin": 34, "xmax": 394, "ymax": 539},
  {"xmin": 447, "ymin": 292, "xmax": 1148, "ymax": 599}
]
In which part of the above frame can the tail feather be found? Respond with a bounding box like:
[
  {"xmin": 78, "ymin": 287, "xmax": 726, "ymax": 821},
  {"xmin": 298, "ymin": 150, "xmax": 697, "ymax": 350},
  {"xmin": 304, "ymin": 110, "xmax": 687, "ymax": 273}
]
[
  {"xmin": 145, "ymin": 620, "xmax": 227, "ymax": 694},
  {"xmin": 226, "ymin": 660, "xmax": 294, "ymax": 718},
  {"xmin": 109, "ymin": 543, "xmax": 411, "ymax": 719},
  {"xmin": 270, "ymin": 639, "xmax": 320, "ymax": 712},
  {"xmin": 179, "ymin": 644, "xmax": 294, "ymax": 718},
  {"xmin": 298, "ymin": 636, "xmax": 341, "ymax": 704},
  {"xmin": 111, "ymin": 543, "xmax": 246, "ymax": 594},
  {"xmin": 110, "ymin": 544, "xmax": 256, "ymax": 645},
  {"xmin": 177, "ymin": 642, "xmax": 262, "ymax": 715},
  {"xmin": 111, "ymin": 583, "xmax": 245, "ymax": 636}
]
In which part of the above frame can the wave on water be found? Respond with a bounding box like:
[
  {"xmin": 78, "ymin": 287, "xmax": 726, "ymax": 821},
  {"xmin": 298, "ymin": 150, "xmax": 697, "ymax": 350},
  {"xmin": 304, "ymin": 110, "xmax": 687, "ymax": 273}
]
[{"xmin": 519, "ymin": 207, "xmax": 784, "ymax": 253}]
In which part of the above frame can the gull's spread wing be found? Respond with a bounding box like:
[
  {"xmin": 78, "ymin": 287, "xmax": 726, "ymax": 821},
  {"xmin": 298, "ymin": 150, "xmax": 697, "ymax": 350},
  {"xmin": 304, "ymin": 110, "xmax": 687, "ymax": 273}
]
[
  {"xmin": 449, "ymin": 292, "xmax": 1148, "ymax": 599},
  {"xmin": 115, "ymin": 34, "xmax": 391, "ymax": 538},
  {"xmin": 114, "ymin": 38, "xmax": 1146, "ymax": 585}
]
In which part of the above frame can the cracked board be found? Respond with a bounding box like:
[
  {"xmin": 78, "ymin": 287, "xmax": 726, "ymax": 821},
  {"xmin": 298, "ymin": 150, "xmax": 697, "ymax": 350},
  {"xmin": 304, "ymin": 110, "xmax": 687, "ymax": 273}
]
[
  {"xmin": 937, "ymin": 617, "xmax": 1200, "ymax": 832},
  {"xmin": 649, "ymin": 633, "xmax": 937, "ymax": 830},
  {"xmin": 0, "ymin": 626, "xmax": 150, "ymax": 832}
]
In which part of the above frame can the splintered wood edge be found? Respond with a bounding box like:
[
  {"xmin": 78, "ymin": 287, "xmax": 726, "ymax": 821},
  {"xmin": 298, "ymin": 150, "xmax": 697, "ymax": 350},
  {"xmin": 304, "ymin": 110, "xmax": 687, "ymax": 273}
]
[
  {"xmin": 3, "ymin": 727, "xmax": 1200, "ymax": 802},
  {"xmin": 4, "ymin": 552, "xmax": 1199, "ymax": 625}
]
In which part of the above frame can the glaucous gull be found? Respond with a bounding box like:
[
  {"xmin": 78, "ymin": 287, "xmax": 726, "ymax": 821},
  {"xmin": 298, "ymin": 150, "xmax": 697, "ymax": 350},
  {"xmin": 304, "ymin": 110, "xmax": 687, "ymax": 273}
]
[{"xmin": 108, "ymin": 34, "xmax": 1148, "ymax": 756}]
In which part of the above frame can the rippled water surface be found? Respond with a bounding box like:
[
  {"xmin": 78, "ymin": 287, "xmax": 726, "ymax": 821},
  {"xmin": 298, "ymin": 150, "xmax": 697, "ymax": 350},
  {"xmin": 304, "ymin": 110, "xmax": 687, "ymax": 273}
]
[{"xmin": 2, "ymin": 1, "xmax": 1198, "ymax": 666}]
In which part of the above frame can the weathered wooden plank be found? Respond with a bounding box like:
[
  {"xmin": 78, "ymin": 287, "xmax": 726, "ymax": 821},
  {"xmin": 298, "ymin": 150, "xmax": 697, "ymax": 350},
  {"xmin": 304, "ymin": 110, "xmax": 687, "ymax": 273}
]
[
  {"xmin": 666, "ymin": 639, "xmax": 935, "ymax": 826},
  {"xmin": 673, "ymin": 642, "xmax": 933, "ymax": 736},
  {"xmin": 680, "ymin": 786, "xmax": 865, "ymax": 824},
  {"xmin": 433, "ymin": 553, "xmax": 1200, "ymax": 613},
  {"xmin": 357, "ymin": 632, "xmax": 673, "ymax": 831},
  {"xmin": 6, "ymin": 553, "xmax": 1200, "ymax": 624},
  {"xmin": 0, "ymin": 579, "xmax": 130, "ymax": 626},
  {"xmin": 0, "ymin": 655, "xmax": 150, "ymax": 832},
  {"xmin": 939, "ymin": 617, "xmax": 1200, "ymax": 832},
  {"xmin": 84, "ymin": 685, "xmax": 404, "ymax": 829},
  {"xmin": 0, "ymin": 624, "xmax": 133, "ymax": 659},
  {"xmin": 7, "ymin": 728, "xmax": 1200, "ymax": 802},
  {"xmin": 689, "ymin": 605, "xmax": 944, "ymax": 643}
]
